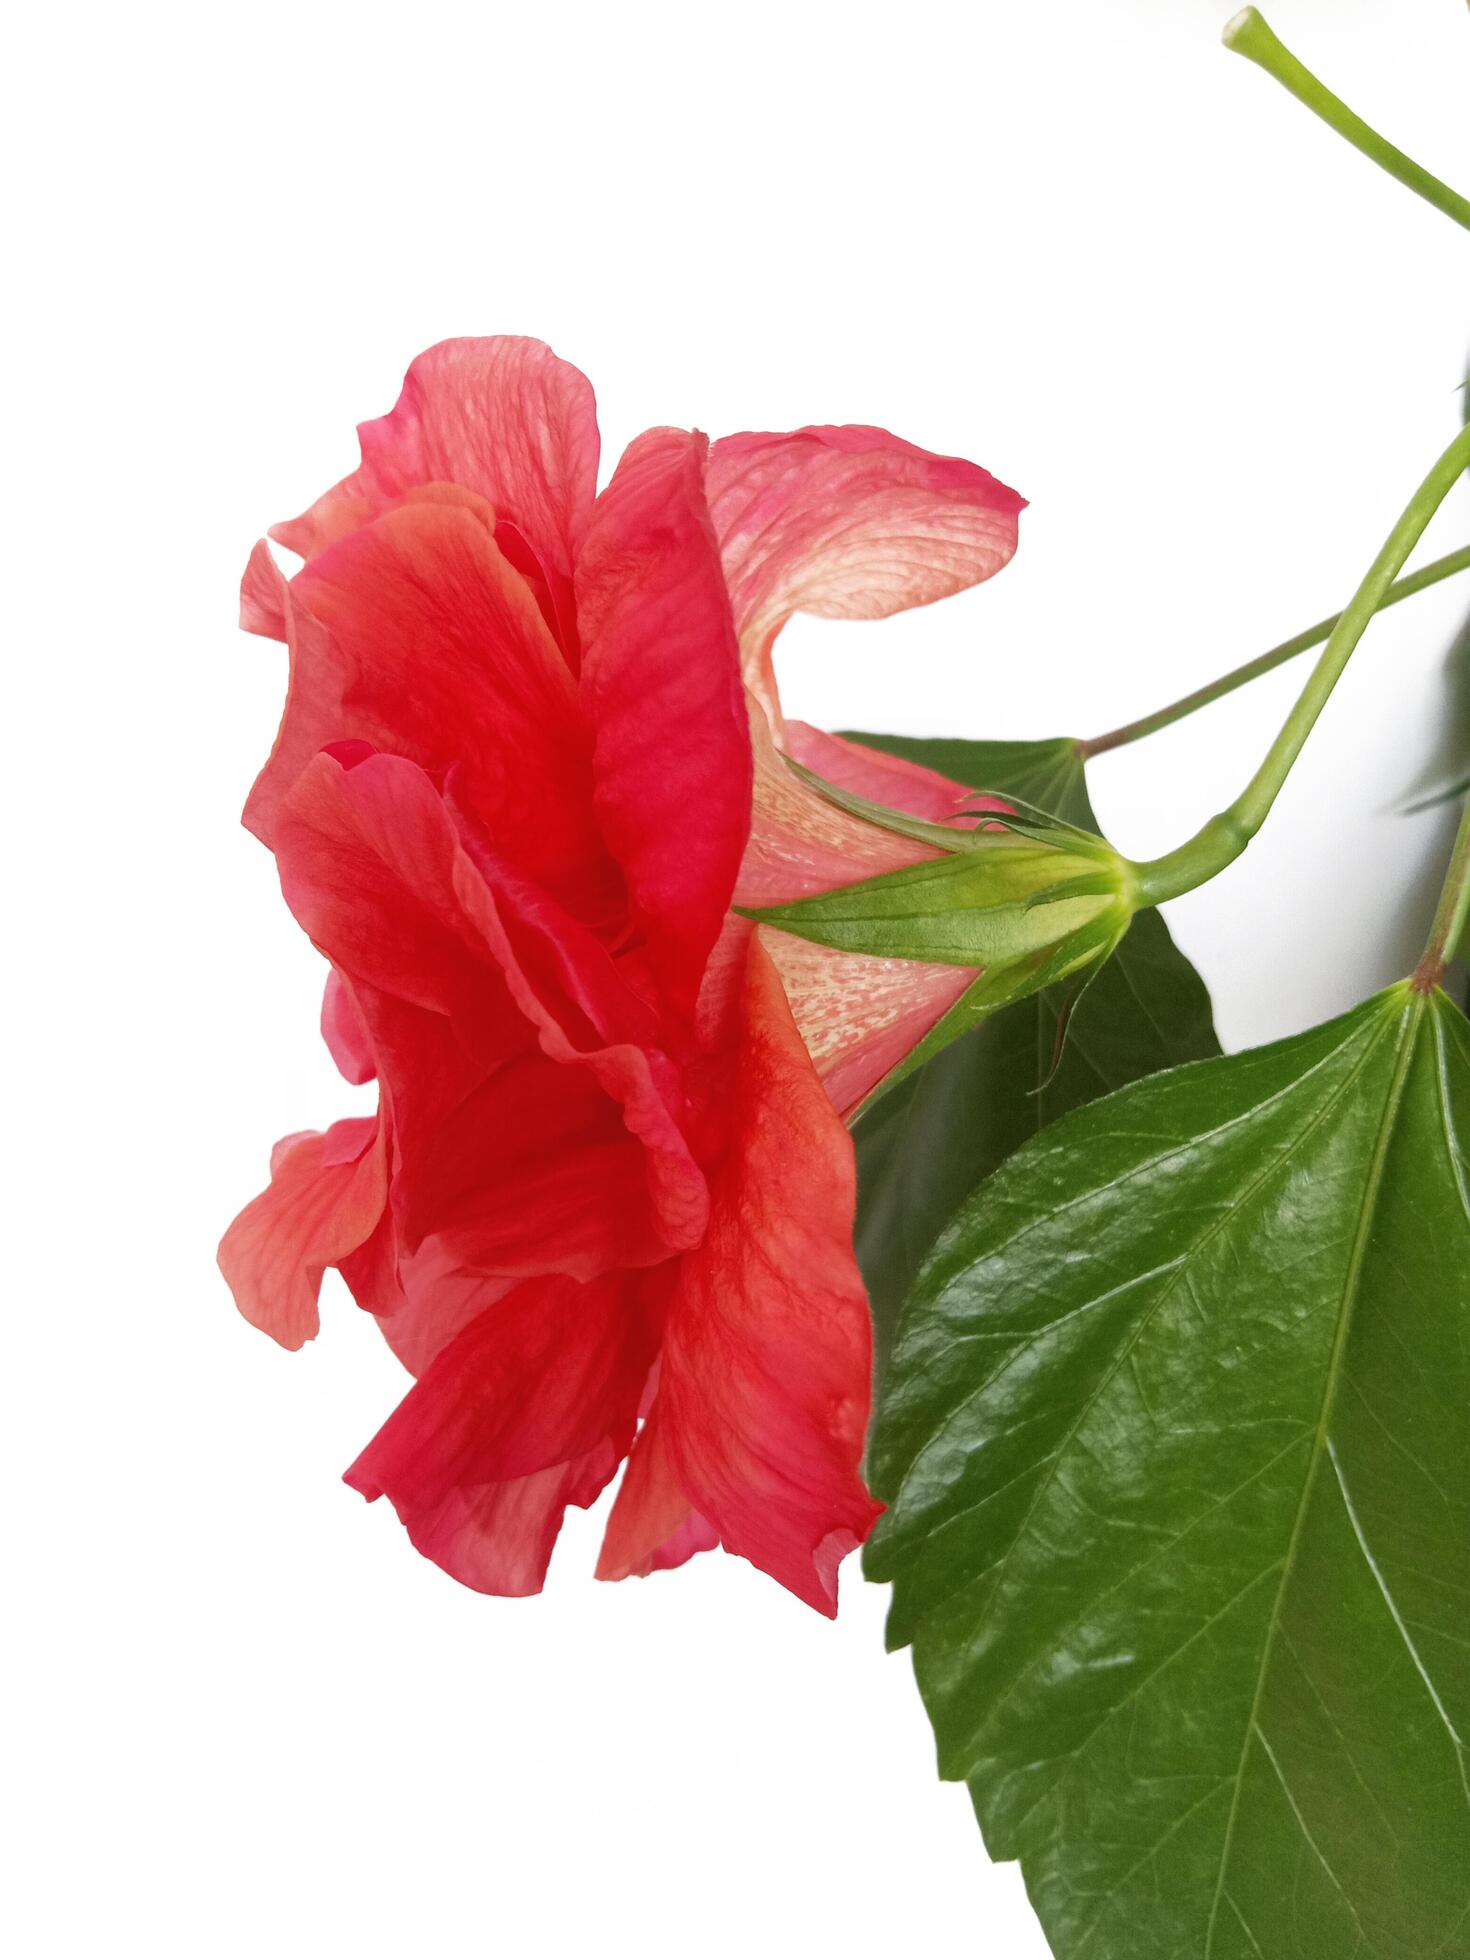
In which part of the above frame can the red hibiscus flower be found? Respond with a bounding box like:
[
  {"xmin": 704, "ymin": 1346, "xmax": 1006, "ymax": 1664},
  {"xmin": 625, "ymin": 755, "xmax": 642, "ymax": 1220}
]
[{"xmin": 220, "ymin": 337, "xmax": 1023, "ymax": 1612}]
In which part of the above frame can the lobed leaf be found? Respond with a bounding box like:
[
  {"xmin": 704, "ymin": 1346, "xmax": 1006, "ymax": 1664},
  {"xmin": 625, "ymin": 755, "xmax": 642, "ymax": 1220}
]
[{"xmin": 867, "ymin": 983, "xmax": 1470, "ymax": 1959}]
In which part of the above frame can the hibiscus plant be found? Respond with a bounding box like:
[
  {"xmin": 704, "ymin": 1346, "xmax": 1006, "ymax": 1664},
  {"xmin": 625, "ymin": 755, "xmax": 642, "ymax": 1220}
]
[{"xmin": 220, "ymin": 12, "xmax": 1469, "ymax": 1958}]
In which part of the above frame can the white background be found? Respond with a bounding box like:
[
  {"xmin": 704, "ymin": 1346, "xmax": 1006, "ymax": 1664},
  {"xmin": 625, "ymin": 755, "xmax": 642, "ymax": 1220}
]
[{"xmin": 7, "ymin": 2, "xmax": 1468, "ymax": 1955}]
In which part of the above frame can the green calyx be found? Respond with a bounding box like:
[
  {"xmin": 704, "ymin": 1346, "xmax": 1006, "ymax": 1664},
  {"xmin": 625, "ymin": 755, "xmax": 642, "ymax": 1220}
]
[
  {"xmin": 740, "ymin": 761, "xmax": 1137, "ymax": 1017},
  {"xmin": 746, "ymin": 840, "xmax": 1131, "ymax": 974}
]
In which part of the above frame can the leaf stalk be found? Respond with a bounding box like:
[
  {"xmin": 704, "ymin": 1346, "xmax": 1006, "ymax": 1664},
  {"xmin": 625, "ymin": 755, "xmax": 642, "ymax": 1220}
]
[
  {"xmin": 1222, "ymin": 8, "xmax": 1470, "ymax": 233},
  {"xmin": 1079, "ymin": 546, "xmax": 1470, "ymax": 759},
  {"xmin": 1131, "ymin": 422, "xmax": 1470, "ymax": 908},
  {"xmin": 1414, "ymin": 795, "xmax": 1470, "ymax": 993}
]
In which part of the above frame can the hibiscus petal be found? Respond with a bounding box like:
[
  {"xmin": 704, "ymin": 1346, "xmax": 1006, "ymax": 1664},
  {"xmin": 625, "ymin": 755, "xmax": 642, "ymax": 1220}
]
[
  {"xmin": 597, "ymin": 1406, "xmax": 721, "ymax": 1580},
  {"xmin": 273, "ymin": 337, "xmax": 599, "ymax": 623},
  {"xmin": 577, "ymin": 428, "xmax": 751, "ymax": 1017},
  {"xmin": 370, "ymin": 1241, "xmax": 516, "ymax": 1379},
  {"xmin": 405, "ymin": 1060, "xmax": 694, "ymax": 1276},
  {"xmin": 240, "ymin": 538, "xmax": 288, "ymax": 640},
  {"xmin": 344, "ymin": 1271, "xmax": 653, "ymax": 1595},
  {"xmin": 338, "ymin": 1206, "xmax": 407, "ymax": 1320},
  {"xmin": 757, "ymin": 927, "xmax": 973, "ymax": 1120},
  {"xmin": 706, "ymin": 424, "xmax": 1024, "ymax": 727},
  {"xmin": 320, "ymin": 969, "xmax": 376, "ymax": 1085},
  {"xmin": 274, "ymin": 750, "xmax": 707, "ymax": 1275},
  {"xmin": 218, "ymin": 1116, "xmax": 385, "ymax": 1350},
  {"xmin": 275, "ymin": 750, "xmax": 524, "ymax": 1043},
  {"xmin": 384, "ymin": 1453, "xmax": 622, "ymax": 1597},
  {"xmin": 736, "ymin": 707, "xmax": 946, "ymax": 907},
  {"xmin": 654, "ymin": 937, "xmax": 881, "ymax": 1614},
  {"xmin": 248, "ymin": 498, "xmax": 615, "ymax": 920},
  {"xmin": 334, "ymin": 1161, "xmax": 523, "ymax": 1379}
]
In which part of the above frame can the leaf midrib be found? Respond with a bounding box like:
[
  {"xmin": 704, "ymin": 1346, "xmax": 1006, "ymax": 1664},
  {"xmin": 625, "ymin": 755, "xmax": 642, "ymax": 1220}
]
[
  {"xmin": 1202, "ymin": 991, "xmax": 1425, "ymax": 1957},
  {"xmin": 914, "ymin": 1019, "xmax": 1392, "ymax": 1770}
]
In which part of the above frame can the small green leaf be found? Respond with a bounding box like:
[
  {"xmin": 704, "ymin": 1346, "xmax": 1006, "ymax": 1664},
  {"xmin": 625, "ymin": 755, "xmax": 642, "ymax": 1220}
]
[
  {"xmin": 843, "ymin": 735, "xmax": 1218, "ymax": 1370},
  {"xmin": 867, "ymin": 984, "xmax": 1470, "ymax": 1959}
]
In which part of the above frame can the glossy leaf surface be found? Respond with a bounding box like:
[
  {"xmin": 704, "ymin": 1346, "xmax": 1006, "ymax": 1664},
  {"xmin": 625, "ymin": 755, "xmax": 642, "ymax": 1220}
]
[
  {"xmin": 846, "ymin": 734, "xmax": 1218, "ymax": 1370},
  {"xmin": 867, "ymin": 984, "xmax": 1470, "ymax": 1959}
]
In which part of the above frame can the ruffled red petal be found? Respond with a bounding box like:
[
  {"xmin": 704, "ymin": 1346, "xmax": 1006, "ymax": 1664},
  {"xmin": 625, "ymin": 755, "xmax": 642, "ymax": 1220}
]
[
  {"xmin": 320, "ymin": 969, "xmax": 376, "ymax": 1086},
  {"xmin": 218, "ymin": 1116, "xmax": 386, "ymax": 1350},
  {"xmin": 577, "ymin": 428, "xmax": 751, "ymax": 1018},
  {"xmin": 240, "ymin": 537, "xmax": 288, "ymax": 640},
  {"xmin": 273, "ymin": 337, "xmax": 599, "ymax": 648},
  {"xmin": 653, "ymin": 937, "xmax": 881, "ymax": 1614},
  {"xmin": 369, "ymin": 1241, "xmax": 513, "ymax": 1379},
  {"xmin": 249, "ymin": 496, "xmax": 617, "ymax": 922},
  {"xmin": 272, "ymin": 749, "xmax": 707, "ymax": 1277},
  {"xmin": 597, "ymin": 1405, "xmax": 720, "ymax": 1581},
  {"xmin": 706, "ymin": 424, "xmax": 1024, "ymax": 728},
  {"xmin": 344, "ymin": 1271, "xmax": 653, "ymax": 1595}
]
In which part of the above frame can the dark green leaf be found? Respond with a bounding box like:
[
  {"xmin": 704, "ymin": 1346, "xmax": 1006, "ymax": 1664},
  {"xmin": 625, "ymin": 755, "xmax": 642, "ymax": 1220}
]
[
  {"xmin": 843, "ymin": 735, "xmax": 1218, "ymax": 1372},
  {"xmin": 867, "ymin": 984, "xmax": 1470, "ymax": 1960},
  {"xmin": 849, "ymin": 731, "xmax": 1094, "ymax": 827},
  {"xmin": 854, "ymin": 905, "xmax": 1218, "ymax": 1375}
]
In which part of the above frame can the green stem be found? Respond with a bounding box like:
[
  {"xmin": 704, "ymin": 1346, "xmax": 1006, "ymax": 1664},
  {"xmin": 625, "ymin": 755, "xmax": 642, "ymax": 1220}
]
[
  {"xmin": 1222, "ymin": 10, "xmax": 1470, "ymax": 234},
  {"xmin": 1132, "ymin": 421, "xmax": 1470, "ymax": 908},
  {"xmin": 1413, "ymin": 795, "xmax": 1470, "ymax": 992},
  {"xmin": 1080, "ymin": 546, "xmax": 1470, "ymax": 759}
]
